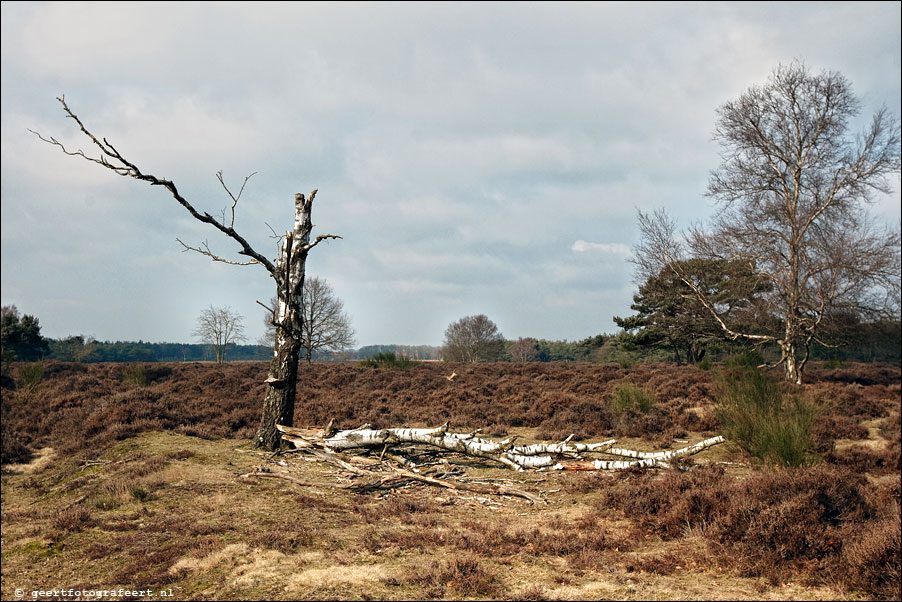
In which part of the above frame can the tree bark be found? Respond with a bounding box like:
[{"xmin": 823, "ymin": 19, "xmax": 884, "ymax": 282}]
[
  {"xmin": 780, "ymin": 339, "xmax": 802, "ymax": 385},
  {"xmin": 256, "ymin": 337, "xmax": 303, "ymax": 449},
  {"xmin": 254, "ymin": 192, "xmax": 321, "ymax": 450}
]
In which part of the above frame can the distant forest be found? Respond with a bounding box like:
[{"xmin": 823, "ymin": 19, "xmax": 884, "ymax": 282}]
[
  {"xmin": 3, "ymin": 305, "xmax": 899, "ymax": 365},
  {"xmin": 33, "ymin": 322, "xmax": 902, "ymax": 365},
  {"xmin": 38, "ymin": 338, "xmax": 445, "ymax": 364}
]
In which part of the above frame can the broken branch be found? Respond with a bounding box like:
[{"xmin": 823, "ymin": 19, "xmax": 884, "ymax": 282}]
[{"xmin": 276, "ymin": 424, "xmax": 725, "ymax": 472}]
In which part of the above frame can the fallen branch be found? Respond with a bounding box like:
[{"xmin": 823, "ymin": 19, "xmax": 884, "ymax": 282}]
[
  {"xmin": 555, "ymin": 436, "xmax": 726, "ymax": 471},
  {"xmin": 381, "ymin": 464, "xmax": 545, "ymax": 504},
  {"xmin": 277, "ymin": 424, "xmax": 724, "ymax": 471},
  {"xmin": 238, "ymin": 471, "xmax": 319, "ymax": 487},
  {"xmin": 343, "ymin": 465, "xmax": 544, "ymax": 504}
]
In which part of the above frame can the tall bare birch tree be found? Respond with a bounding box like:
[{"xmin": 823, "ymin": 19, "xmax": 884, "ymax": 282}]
[
  {"xmin": 634, "ymin": 63, "xmax": 901, "ymax": 384},
  {"xmin": 32, "ymin": 96, "xmax": 339, "ymax": 449}
]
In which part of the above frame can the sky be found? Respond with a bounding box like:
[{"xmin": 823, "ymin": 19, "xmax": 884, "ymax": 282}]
[{"xmin": 2, "ymin": 2, "xmax": 900, "ymax": 347}]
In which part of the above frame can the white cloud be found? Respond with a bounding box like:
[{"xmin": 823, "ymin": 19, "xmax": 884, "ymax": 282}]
[{"xmin": 571, "ymin": 240, "xmax": 631, "ymax": 255}]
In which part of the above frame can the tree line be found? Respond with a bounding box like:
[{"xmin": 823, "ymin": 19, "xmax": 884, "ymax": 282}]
[
  {"xmin": 1, "ymin": 308, "xmax": 273, "ymax": 363},
  {"xmin": 4, "ymin": 303, "xmax": 898, "ymax": 367},
  {"xmin": 439, "ymin": 313, "xmax": 900, "ymax": 366}
]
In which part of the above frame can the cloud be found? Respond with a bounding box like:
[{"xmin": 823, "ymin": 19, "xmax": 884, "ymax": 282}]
[{"xmin": 571, "ymin": 240, "xmax": 631, "ymax": 255}]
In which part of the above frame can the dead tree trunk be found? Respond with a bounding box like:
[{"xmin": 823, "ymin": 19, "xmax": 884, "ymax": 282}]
[{"xmin": 255, "ymin": 192, "xmax": 318, "ymax": 449}]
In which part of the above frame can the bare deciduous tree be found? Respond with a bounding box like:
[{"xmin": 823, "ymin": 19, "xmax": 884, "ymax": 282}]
[
  {"xmin": 509, "ymin": 337, "xmax": 541, "ymax": 363},
  {"xmin": 260, "ymin": 277, "xmax": 356, "ymax": 362},
  {"xmin": 634, "ymin": 62, "xmax": 901, "ymax": 383},
  {"xmin": 443, "ymin": 315, "xmax": 506, "ymax": 362},
  {"xmin": 33, "ymin": 96, "xmax": 340, "ymax": 449},
  {"xmin": 194, "ymin": 305, "xmax": 246, "ymax": 364}
]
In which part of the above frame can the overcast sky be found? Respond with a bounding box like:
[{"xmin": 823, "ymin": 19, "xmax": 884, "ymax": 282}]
[{"xmin": 2, "ymin": 2, "xmax": 900, "ymax": 347}]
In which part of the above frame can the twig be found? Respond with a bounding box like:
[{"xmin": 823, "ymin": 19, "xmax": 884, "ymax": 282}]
[
  {"xmin": 382, "ymin": 464, "xmax": 544, "ymax": 504},
  {"xmin": 238, "ymin": 471, "xmax": 318, "ymax": 487}
]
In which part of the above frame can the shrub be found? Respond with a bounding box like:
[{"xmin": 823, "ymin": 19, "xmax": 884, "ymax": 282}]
[
  {"xmin": 120, "ymin": 365, "xmax": 149, "ymax": 387},
  {"xmin": 610, "ymin": 382, "xmax": 655, "ymax": 415},
  {"xmin": 406, "ymin": 554, "xmax": 500, "ymax": 597},
  {"xmin": 130, "ymin": 486, "xmax": 152, "ymax": 503},
  {"xmin": 18, "ymin": 361, "xmax": 45, "ymax": 389},
  {"xmin": 53, "ymin": 506, "xmax": 93, "ymax": 533},
  {"xmin": 715, "ymin": 358, "xmax": 818, "ymax": 467},
  {"xmin": 1, "ymin": 419, "xmax": 31, "ymax": 464},
  {"xmin": 358, "ymin": 351, "xmax": 418, "ymax": 369},
  {"xmin": 841, "ymin": 516, "xmax": 901, "ymax": 600},
  {"xmin": 604, "ymin": 465, "xmax": 899, "ymax": 596}
]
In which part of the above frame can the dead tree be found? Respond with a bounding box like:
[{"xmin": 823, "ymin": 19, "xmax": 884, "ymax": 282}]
[{"xmin": 32, "ymin": 96, "xmax": 339, "ymax": 449}]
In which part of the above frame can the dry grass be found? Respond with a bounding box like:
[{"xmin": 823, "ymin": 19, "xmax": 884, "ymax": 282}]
[{"xmin": 0, "ymin": 429, "xmax": 889, "ymax": 601}]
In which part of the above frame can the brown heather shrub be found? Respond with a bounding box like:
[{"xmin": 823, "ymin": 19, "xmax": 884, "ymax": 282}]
[
  {"xmin": 2, "ymin": 360, "xmax": 896, "ymax": 472},
  {"xmin": 2, "ymin": 410, "xmax": 31, "ymax": 464},
  {"xmin": 826, "ymin": 443, "xmax": 899, "ymax": 474},
  {"xmin": 840, "ymin": 515, "xmax": 901, "ymax": 600},
  {"xmin": 806, "ymin": 381, "xmax": 891, "ymax": 419},
  {"xmin": 604, "ymin": 464, "xmax": 900, "ymax": 597},
  {"xmin": 625, "ymin": 550, "xmax": 687, "ymax": 575},
  {"xmin": 53, "ymin": 505, "xmax": 93, "ymax": 533},
  {"xmin": 600, "ymin": 465, "xmax": 733, "ymax": 539},
  {"xmin": 879, "ymin": 412, "xmax": 901, "ymax": 441},
  {"xmin": 560, "ymin": 472, "xmax": 617, "ymax": 494},
  {"xmin": 809, "ymin": 363, "xmax": 901, "ymax": 387},
  {"xmin": 250, "ymin": 525, "xmax": 313, "ymax": 553},
  {"xmin": 405, "ymin": 554, "xmax": 501, "ymax": 598},
  {"xmin": 382, "ymin": 495, "xmax": 439, "ymax": 517},
  {"xmin": 111, "ymin": 538, "xmax": 193, "ymax": 589},
  {"xmin": 166, "ymin": 449, "xmax": 196, "ymax": 461},
  {"xmin": 811, "ymin": 414, "xmax": 869, "ymax": 449},
  {"xmin": 877, "ymin": 413, "xmax": 901, "ymax": 472}
]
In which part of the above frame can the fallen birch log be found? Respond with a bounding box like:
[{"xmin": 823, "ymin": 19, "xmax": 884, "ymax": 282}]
[
  {"xmin": 276, "ymin": 424, "xmax": 724, "ymax": 471},
  {"xmin": 553, "ymin": 436, "xmax": 725, "ymax": 470}
]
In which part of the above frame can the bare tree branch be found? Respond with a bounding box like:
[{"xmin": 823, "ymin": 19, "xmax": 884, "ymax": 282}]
[
  {"xmin": 176, "ymin": 238, "xmax": 259, "ymax": 266},
  {"xmin": 302, "ymin": 234, "xmax": 343, "ymax": 253},
  {"xmin": 216, "ymin": 170, "xmax": 257, "ymax": 228},
  {"xmin": 32, "ymin": 96, "xmax": 277, "ymax": 274},
  {"xmin": 34, "ymin": 95, "xmax": 344, "ymax": 450}
]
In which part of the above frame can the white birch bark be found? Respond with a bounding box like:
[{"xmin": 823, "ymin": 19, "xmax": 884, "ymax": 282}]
[{"xmin": 278, "ymin": 424, "xmax": 724, "ymax": 471}]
